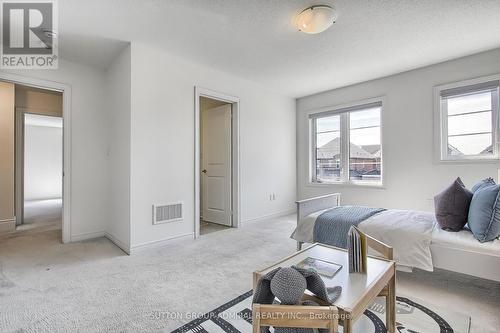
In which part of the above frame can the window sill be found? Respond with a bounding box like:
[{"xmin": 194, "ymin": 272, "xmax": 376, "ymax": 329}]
[
  {"xmin": 307, "ymin": 181, "xmax": 385, "ymax": 189},
  {"xmin": 437, "ymin": 156, "xmax": 500, "ymax": 164}
]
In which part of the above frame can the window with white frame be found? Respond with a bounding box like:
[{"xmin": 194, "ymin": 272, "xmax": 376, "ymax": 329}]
[
  {"xmin": 310, "ymin": 101, "xmax": 382, "ymax": 185},
  {"xmin": 437, "ymin": 79, "xmax": 500, "ymax": 160}
]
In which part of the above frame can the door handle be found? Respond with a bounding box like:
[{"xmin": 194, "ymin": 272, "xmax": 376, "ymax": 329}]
[{"xmin": 202, "ymin": 169, "xmax": 207, "ymax": 174}]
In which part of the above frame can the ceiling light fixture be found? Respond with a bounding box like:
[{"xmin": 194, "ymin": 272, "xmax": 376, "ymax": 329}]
[{"xmin": 296, "ymin": 5, "xmax": 337, "ymax": 34}]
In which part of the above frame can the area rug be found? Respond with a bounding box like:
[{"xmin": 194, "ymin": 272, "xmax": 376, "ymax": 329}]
[{"xmin": 172, "ymin": 290, "xmax": 470, "ymax": 333}]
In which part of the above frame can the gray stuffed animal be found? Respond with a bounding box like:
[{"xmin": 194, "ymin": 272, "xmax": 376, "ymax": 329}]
[{"xmin": 252, "ymin": 266, "xmax": 342, "ymax": 333}]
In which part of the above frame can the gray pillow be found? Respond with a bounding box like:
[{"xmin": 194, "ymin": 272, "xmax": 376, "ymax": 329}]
[
  {"xmin": 434, "ymin": 178, "xmax": 473, "ymax": 231},
  {"xmin": 471, "ymin": 177, "xmax": 496, "ymax": 193},
  {"xmin": 468, "ymin": 183, "xmax": 500, "ymax": 242}
]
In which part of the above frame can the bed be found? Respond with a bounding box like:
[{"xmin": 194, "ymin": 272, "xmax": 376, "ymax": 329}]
[{"xmin": 292, "ymin": 193, "xmax": 500, "ymax": 282}]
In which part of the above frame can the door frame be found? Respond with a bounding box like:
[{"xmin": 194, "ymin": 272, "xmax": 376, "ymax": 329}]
[
  {"xmin": 0, "ymin": 72, "xmax": 72, "ymax": 243},
  {"xmin": 194, "ymin": 86, "xmax": 240, "ymax": 238}
]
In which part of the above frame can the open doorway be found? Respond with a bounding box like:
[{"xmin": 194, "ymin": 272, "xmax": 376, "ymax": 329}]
[
  {"xmin": 18, "ymin": 113, "xmax": 63, "ymax": 233},
  {"xmin": 200, "ymin": 97, "xmax": 232, "ymax": 235},
  {"xmin": 15, "ymin": 85, "xmax": 63, "ymax": 236},
  {"xmin": 0, "ymin": 81, "xmax": 64, "ymax": 239},
  {"xmin": 195, "ymin": 88, "xmax": 240, "ymax": 238}
]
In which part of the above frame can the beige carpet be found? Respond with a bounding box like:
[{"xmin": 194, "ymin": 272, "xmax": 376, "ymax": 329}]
[
  {"xmin": 0, "ymin": 199, "xmax": 62, "ymax": 240},
  {"xmin": 0, "ymin": 214, "xmax": 499, "ymax": 332}
]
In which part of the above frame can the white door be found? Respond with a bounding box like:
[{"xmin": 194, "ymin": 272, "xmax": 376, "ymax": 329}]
[{"xmin": 202, "ymin": 104, "xmax": 232, "ymax": 226}]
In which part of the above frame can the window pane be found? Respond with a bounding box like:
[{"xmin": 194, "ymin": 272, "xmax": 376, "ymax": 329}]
[
  {"xmin": 349, "ymin": 107, "xmax": 381, "ymax": 129},
  {"xmin": 448, "ymin": 133, "xmax": 493, "ymax": 156},
  {"xmin": 448, "ymin": 111, "xmax": 491, "ymax": 136},
  {"xmin": 316, "ymin": 115, "xmax": 341, "ymax": 182},
  {"xmin": 316, "ymin": 115, "xmax": 340, "ymax": 133},
  {"xmin": 316, "ymin": 131, "xmax": 340, "ymax": 147},
  {"xmin": 349, "ymin": 110, "xmax": 381, "ymax": 183},
  {"xmin": 447, "ymin": 91, "xmax": 491, "ymax": 116},
  {"xmin": 349, "ymin": 127, "xmax": 381, "ymax": 146}
]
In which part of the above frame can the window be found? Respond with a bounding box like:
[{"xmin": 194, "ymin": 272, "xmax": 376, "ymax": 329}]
[
  {"xmin": 311, "ymin": 101, "xmax": 382, "ymax": 185},
  {"xmin": 437, "ymin": 79, "xmax": 500, "ymax": 161},
  {"xmin": 315, "ymin": 114, "xmax": 341, "ymax": 182}
]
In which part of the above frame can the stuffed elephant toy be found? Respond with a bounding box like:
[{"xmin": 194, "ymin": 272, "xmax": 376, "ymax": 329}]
[{"xmin": 252, "ymin": 266, "xmax": 342, "ymax": 333}]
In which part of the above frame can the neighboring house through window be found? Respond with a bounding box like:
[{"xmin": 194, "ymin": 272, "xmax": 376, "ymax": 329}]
[
  {"xmin": 436, "ymin": 76, "xmax": 500, "ymax": 161},
  {"xmin": 310, "ymin": 100, "xmax": 383, "ymax": 185}
]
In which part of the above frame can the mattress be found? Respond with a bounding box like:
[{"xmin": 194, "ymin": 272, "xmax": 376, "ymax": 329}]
[
  {"xmin": 291, "ymin": 207, "xmax": 500, "ymax": 272},
  {"xmin": 291, "ymin": 209, "xmax": 435, "ymax": 271},
  {"xmin": 431, "ymin": 226, "xmax": 500, "ymax": 256}
]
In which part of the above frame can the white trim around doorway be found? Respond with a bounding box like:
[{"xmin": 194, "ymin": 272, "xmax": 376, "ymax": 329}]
[
  {"xmin": 0, "ymin": 72, "xmax": 72, "ymax": 243},
  {"xmin": 194, "ymin": 86, "xmax": 240, "ymax": 239}
]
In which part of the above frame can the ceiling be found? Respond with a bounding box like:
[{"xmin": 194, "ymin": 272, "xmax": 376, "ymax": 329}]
[
  {"xmin": 59, "ymin": 0, "xmax": 500, "ymax": 97},
  {"xmin": 58, "ymin": 34, "xmax": 129, "ymax": 70}
]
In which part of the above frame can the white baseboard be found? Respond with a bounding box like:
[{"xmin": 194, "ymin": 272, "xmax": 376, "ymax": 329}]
[
  {"xmin": 104, "ymin": 232, "xmax": 131, "ymax": 255},
  {"xmin": 129, "ymin": 232, "xmax": 194, "ymax": 254},
  {"xmin": 70, "ymin": 230, "xmax": 105, "ymax": 242},
  {"xmin": 69, "ymin": 230, "xmax": 131, "ymax": 254},
  {"xmin": 0, "ymin": 218, "xmax": 15, "ymax": 233},
  {"xmin": 241, "ymin": 208, "xmax": 296, "ymax": 224}
]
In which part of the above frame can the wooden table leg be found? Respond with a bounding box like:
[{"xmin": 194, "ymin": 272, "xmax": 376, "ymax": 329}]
[
  {"xmin": 386, "ymin": 270, "xmax": 396, "ymax": 333},
  {"xmin": 253, "ymin": 271, "xmax": 261, "ymax": 291},
  {"xmin": 252, "ymin": 304, "xmax": 261, "ymax": 333}
]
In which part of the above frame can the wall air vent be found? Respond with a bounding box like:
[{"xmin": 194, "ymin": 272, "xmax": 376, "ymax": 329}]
[{"xmin": 152, "ymin": 202, "xmax": 183, "ymax": 225}]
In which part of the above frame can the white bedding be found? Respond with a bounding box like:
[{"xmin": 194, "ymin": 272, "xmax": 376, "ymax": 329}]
[
  {"xmin": 291, "ymin": 209, "xmax": 436, "ymax": 271},
  {"xmin": 431, "ymin": 226, "xmax": 500, "ymax": 256},
  {"xmin": 359, "ymin": 210, "xmax": 435, "ymax": 271}
]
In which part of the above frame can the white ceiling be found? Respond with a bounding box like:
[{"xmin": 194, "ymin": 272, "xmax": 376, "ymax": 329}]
[
  {"xmin": 59, "ymin": 0, "xmax": 500, "ymax": 97},
  {"xmin": 58, "ymin": 34, "xmax": 129, "ymax": 70}
]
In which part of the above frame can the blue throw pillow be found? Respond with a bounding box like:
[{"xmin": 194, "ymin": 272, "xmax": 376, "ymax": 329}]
[
  {"xmin": 468, "ymin": 183, "xmax": 500, "ymax": 242},
  {"xmin": 471, "ymin": 177, "xmax": 496, "ymax": 193}
]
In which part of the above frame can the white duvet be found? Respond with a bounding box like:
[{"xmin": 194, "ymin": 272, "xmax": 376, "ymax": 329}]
[{"xmin": 291, "ymin": 209, "xmax": 436, "ymax": 271}]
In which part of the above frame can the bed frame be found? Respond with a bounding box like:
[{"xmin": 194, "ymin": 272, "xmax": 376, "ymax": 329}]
[{"xmin": 296, "ymin": 193, "xmax": 500, "ymax": 283}]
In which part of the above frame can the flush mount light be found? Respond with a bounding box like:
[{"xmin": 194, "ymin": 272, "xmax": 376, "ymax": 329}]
[{"xmin": 296, "ymin": 5, "xmax": 337, "ymax": 34}]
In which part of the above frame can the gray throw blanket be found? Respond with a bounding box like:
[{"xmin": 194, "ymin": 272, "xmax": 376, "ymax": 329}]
[{"xmin": 313, "ymin": 206, "xmax": 386, "ymax": 248}]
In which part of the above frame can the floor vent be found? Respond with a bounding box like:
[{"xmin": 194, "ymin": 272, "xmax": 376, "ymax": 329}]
[{"xmin": 153, "ymin": 202, "xmax": 183, "ymax": 224}]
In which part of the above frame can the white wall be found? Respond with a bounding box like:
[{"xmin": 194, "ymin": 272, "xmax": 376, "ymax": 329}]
[
  {"xmin": 130, "ymin": 43, "xmax": 296, "ymax": 249},
  {"xmin": 24, "ymin": 123, "xmax": 63, "ymax": 201},
  {"xmin": 0, "ymin": 82, "xmax": 15, "ymax": 232},
  {"xmin": 3, "ymin": 59, "xmax": 109, "ymax": 240},
  {"xmin": 105, "ymin": 45, "xmax": 131, "ymax": 252},
  {"xmin": 1, "ymin": 44, "xmax": 296, "ymax": 250},
  {"xmin": 297, "ymin": 48, "xmax": 500, "ymax": 212}
]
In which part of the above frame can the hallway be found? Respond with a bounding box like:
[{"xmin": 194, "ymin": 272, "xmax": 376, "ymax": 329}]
[{"xmin": 19, "ymin": 199, "xmax": 62, "ymax": 232}]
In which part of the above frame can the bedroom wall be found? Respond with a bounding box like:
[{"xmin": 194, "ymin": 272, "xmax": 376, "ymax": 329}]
[
  {"xmin": 104, "ymin": 45, "xmax": 132, "ymax": 253},
  {"xmin": 297, "ymin": 47, "xmax": 500, "ymax": 212},
  {"xmin": 129, "ymin": 42, "xmax": 296, "ymax": 250},
  {"xmin": 2, "ymin": 59, "xmax": 110, "ymax": 241},
  {"xmin": 0, "ymin": 82, "xmax": 15, "ymax": 233},
  {"xmin": 24, "ymin": 121, "xmax": 63, "ymax": 201}
]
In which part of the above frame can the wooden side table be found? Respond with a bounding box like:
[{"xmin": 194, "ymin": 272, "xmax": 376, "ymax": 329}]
[
  {"xmin": 253, "ymin": 243, "xmax": 396, "ymax": 333},
  {"xmin": 252, "ymin": 303, "xmax": 338, "ymax": 333}
]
